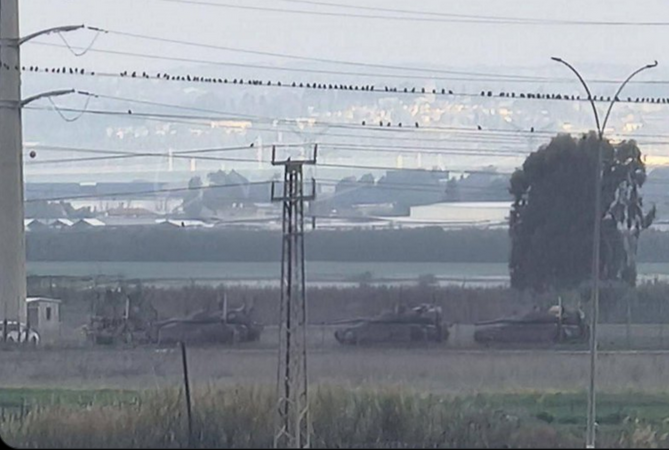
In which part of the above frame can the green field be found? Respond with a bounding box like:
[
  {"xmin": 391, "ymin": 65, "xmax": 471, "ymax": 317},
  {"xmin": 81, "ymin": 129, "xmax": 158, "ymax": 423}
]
[
  {"xmin": 3, "ymin": 387, "xmax": 669, "ymax": 426},
  {"xmin": 25, "ymin": 261, "xmax": 669, "ymax": 286}
]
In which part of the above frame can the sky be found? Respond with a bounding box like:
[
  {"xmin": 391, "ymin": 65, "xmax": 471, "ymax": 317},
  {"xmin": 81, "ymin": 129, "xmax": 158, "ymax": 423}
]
[
  {"xmin": 16, "ymin": 0, "xmax": 669, "ymax": 184},
  {"xmin": 19, "ymin": 0, "xmax": 669, "ymax": 77}
]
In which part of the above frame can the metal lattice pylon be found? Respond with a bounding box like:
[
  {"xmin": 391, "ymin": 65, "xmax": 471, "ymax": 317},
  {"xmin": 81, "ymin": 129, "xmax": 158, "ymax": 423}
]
[{"xmin": 272, "ymin": 145, "xmax": 317, "ymax": 449}]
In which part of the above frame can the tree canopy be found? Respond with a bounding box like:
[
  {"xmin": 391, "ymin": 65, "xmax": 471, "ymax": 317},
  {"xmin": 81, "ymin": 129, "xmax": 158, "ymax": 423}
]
[{"xmin": 509, "ymin": 132, "xmax": 656, "ymax": 291}]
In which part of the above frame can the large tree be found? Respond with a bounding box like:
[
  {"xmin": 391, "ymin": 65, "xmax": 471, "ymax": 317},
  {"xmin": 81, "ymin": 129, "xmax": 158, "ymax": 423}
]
[{"xmin": 509, "ymin": 132, "xmax": 656, "ymax": 291}]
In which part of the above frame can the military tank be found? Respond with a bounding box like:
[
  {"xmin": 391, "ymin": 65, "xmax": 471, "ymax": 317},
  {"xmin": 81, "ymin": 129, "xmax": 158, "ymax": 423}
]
[
  {"xmin": 333, "ymin": 304, "xmax": 447, "ymax": 345},
  {"xmin": 149, "ymin": 303, "xmax": 263, "ymax": 346},
  {"xmin": 474, "ymin": 304, "xmax": 588, "ymax": 347},
  {"xmin": 84, "ymin": 286, "xmax": 157, "ymax": 345}
]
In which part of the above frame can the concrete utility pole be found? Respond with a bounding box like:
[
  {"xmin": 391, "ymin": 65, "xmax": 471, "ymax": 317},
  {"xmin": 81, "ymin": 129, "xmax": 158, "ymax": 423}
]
[
  {"xmin": 272, "ymin": 145, "xmax": 316, "ymax": 449},
  {"xmin": 0, "ymin": 0, "xmax": 83, "ymax": 327},
  {"xmin": 0, "ymin": 0, "xmax": 27, "ymax": 326},
  {"xmin": 551, "ymin": 57, "xmax": 658, "ymax": 449}
]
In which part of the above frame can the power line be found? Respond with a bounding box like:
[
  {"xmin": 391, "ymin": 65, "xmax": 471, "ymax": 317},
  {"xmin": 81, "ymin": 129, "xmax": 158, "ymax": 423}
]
[
  {"xmin": 144, "ymin": 0, "xmax": 560, "ymax": 25},
  {"xmin": 27, "ymin": 34, "xmax": 669, "ymax": 86},
  {"xmin": 27, "ymin": 102, "xmax": 669, "ymax": 159},
  {"xmin": 102, "ymin": 29, "xmax": 553, "ymax": 81},
  {"xmin": 24, "ymin": 136, "xmax": 519, "ymax": 176},
  {"xmin": 25, "ymin": 175, "xmax": 503, "ymax": 205},
  {"xmin": 41, "ymin": 90, "xmax": 669, "ymax": 145},
  {"xmin": 25, "ymin": 143, "xmax": 528, "ymax": 168},
  {"xmin": 26, "ymin": 103, "xmax": 669, "ymax": 155},
  {"xmin": 146, "ymin": 0, "xmax": 669, "ymax": 27},
  {"xmin": 26, "ymin": 41, "xmax": 560, "ymax": 85},
  {"xmin": 275, "ymin": 0, "xmax": 547, "ymax": 22},
  {"xmin": 25, "ymin": 180, "xmax": 273, "ymax": 203},
  {"xmin": 25, "ymin": 96, "xmax": 669, "ymax": 146},
  {"xmin": 20, "ymin": 66, "xmax": 669, "ymax": 111},
  {"xmin": 25, "ymin": 143, "xmax": 305, "ymax": 166},
  {"xmin": 61, "ymin": 91, "xmax": 541, "ymax": 140}
]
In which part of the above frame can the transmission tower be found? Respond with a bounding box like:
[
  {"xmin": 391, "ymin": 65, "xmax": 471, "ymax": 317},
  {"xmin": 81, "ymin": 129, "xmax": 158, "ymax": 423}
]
[{"xmin": 272, "ymin": 145, "xmax": 317, "ymax": 449}]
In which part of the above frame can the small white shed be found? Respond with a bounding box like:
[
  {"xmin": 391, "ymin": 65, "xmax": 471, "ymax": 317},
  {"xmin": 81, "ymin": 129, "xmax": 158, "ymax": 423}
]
[{"xmin": 27, "ymin": 297, "xmax": 61, "ymax": 343}]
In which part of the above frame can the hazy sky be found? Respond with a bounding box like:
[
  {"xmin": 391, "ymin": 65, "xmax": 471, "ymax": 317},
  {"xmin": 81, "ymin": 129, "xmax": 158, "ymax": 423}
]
[
  {"xmin": 16, "ymin": 1, "xmax": 669, "ymax": 182},
  {"xmin": 19, "ymin": 0, "xmax": 669, "ymax": 77}
]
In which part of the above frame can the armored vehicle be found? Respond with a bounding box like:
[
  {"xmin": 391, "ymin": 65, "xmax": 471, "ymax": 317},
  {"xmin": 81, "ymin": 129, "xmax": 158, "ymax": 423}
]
[
  {"xmin": 474, "ymin": 304, "xmax": 588, "ymax": 346},
  {"xmin": 149, "ymin": 303, "xmax": 263, "ymax": 345},
  {"xmin": 334, "ymin": 304, "xmax": 447, "ymax": 345}
]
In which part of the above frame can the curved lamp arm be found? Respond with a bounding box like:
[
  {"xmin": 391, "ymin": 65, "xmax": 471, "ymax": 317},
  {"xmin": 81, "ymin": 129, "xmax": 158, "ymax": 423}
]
[
  {"xmin": 21, "ymin": 89, "xmax": 75, "ymax": 107},
  {"xmin": 551, "ymin": 57, "xmax": 602, "ymax": 136},
  {"xmin": 601, "ymin": 61, "xmax": 658, "ymax": 134},
  {"xmin": 19, "ymin": 25, "xmax": 85, "ymax": 45}
]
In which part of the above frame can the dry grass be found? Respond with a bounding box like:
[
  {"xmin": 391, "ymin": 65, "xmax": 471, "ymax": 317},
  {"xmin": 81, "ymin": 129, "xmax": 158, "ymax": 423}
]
[
  {"xmin": 2, "ymin": 346, "xmax": 669, "ymax": 394},
  {"xmin": 0, "ymin": 385, "xmax": 576, "ymax": 448},
  {"xmin": 5, "ymin": 385, "xmax": 669, "ymax": 448}
]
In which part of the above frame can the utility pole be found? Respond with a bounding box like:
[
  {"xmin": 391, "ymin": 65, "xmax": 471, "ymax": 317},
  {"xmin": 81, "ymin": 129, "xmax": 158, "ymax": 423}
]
[
  {"xmin": 551, "ymin": 57, "xmax": 657, "ymax": 449},
  {"xmin": 0, "ymin": 0, "xmax": 27, "ymax": 327},
  {"xmin": 0, "ymin": 0, "xmax": 82, "ymax": 328},
  {"xmin": 272, "ymin": 145, "xmax": 316, "ymax": 449}
]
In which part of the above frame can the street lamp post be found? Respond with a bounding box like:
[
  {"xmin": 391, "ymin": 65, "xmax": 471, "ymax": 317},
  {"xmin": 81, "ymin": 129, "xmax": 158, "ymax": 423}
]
[{"xmin": 551, "ymin": 57, "xmax": 658, "ymax": 449}]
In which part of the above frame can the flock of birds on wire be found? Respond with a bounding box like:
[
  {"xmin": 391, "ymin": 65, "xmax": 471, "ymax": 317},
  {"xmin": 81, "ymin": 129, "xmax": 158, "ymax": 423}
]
[{"xmin": 8, "ymin": 62, "xmax": 669, "ymax": 105}]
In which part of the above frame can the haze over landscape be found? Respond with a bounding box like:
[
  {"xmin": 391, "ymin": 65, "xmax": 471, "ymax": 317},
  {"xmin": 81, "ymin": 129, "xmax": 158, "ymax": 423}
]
[{"xmin": 6, "ymin": 1, "xmax": 669, "ymax": 448}]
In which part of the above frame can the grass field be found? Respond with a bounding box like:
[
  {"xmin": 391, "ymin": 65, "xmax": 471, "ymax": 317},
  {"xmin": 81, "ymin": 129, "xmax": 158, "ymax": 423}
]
[
  {"xmin": 3, "ymin": 345, "xmax": 669, "ymax": 447},
  {"xmin": 24, "ymin": 261, "xmax": 669, "ymax": 285},
  {"xmin": 5, "ymin": 387, "xmax": 668, "ymax": 428},
  {"xmin": 3, "ymin": 385, "xmax": 669, "ymax": 448},
  {"xmin": 2, "ymin": 345, "xmax": 669, "ymax": 393}
]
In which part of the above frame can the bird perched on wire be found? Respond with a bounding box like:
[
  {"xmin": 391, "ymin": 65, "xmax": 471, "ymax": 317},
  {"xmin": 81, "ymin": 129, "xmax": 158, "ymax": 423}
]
[
  {"xmin": 128, "ymin": 109, "xmax": 132, "ymax": 115},
  {"xmin": 477, "ymin": 125, "xmax": 482, "ymax": 130},
  {"xmin": 362, "ymin": 120, "xmax": 366, "ymax": 126},
  {"xmin": 415, "ymin": 122, "xmax": 419, "ymax": 128},
  {"xmin": 530, "ymin": 127, "xmax": 534, "ymax": 133}
]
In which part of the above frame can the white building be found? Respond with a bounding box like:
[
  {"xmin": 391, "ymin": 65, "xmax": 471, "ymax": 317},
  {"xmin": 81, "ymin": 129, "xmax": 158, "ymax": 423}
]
[{"xmin": 27, "ymin": 297, "xmax": 61, "ymax": 344}]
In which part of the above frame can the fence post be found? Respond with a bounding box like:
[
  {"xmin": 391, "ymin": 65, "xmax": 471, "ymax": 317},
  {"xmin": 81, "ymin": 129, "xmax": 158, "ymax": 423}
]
[
  {"xmin": 179, "ymin": 341, "xmax": 193, "ymax": 448},
  {"xmin": 660, "ymin": 298, "xmax": 665, "ymax": 348},
  {"xmin": 626, "ymin": 290, "xmax": 632, "ymax": 349},
  {"xmin": 321, "ymin": 321, "xmax": 325, "ymax": 348}
]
